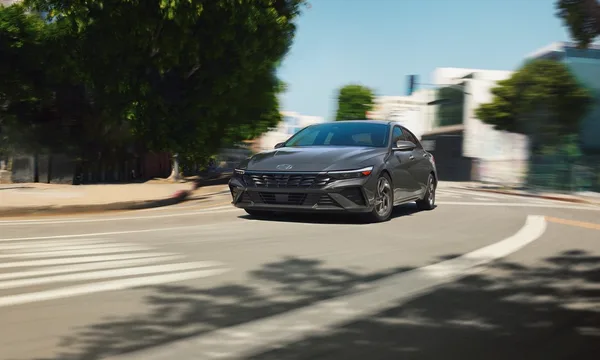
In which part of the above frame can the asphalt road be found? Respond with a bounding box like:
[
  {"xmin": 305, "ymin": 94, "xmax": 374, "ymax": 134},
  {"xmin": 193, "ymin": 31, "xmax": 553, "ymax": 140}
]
[{"xmin": 1, "ymin": 185, "xmax": 599, "ymax": 360}]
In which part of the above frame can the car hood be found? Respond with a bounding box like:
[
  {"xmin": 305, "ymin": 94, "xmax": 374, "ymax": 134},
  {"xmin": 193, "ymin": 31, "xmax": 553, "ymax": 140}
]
[{"xmin": 241, "ymin": 146, "xmax": 386, "ymax": 172}]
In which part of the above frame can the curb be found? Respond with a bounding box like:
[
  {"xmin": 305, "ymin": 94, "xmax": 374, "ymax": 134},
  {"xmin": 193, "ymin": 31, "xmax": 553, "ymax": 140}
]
[
  {"xmin": 457, "ymin": 187, "xmax": 599, "ymax": 205},
  {"xmin": 0, "ymin": 190, "xmax": 193, "ymax": 218},
  {"xmin": 0, "ymin": 177, "xmax": 233, "ymax": 218}
]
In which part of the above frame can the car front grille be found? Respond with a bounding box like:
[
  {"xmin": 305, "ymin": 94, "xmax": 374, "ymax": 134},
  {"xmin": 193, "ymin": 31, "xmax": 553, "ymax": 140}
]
[
  {"xmin": 245, "ymin": 173, "xmax": 332, "ymax": 188},
  {"xmin": 258, "ymin": 192, "xmax": 308, "ymax": 205}
]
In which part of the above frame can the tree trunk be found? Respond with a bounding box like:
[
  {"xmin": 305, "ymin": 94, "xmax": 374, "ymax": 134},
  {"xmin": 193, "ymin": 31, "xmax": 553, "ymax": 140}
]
[{"xmin": 168, "ymin": 153, "xmax": 180, "ymax": 181}]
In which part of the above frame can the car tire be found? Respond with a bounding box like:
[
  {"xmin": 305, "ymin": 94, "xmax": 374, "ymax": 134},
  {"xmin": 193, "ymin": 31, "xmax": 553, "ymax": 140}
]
[
  {"xmin": 416, "ymin": 174, "xmax": 436, "ymax": 211},
  {"xmin": 364, "ymin": 173, "xmax": 394, "ymax": 223},
  {"xmin": 244, "ymin": 209, "xmax": 272, "ymax": 218}
]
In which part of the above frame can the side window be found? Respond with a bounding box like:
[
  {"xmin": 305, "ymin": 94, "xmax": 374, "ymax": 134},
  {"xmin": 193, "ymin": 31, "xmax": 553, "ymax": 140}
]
[
  {"xmin": 392, "ymin": 126, "xmax": 403, "ymax": 144},
  {"xmin": 402, "ymin": 127, "xmax": 423, "ymax": 149}
]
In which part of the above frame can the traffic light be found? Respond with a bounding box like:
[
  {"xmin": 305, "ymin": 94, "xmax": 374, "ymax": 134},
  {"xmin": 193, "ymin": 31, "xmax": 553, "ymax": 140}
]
[{"xmin": 407, "ymin": 75, "xmax": 417, "ymax": 96}]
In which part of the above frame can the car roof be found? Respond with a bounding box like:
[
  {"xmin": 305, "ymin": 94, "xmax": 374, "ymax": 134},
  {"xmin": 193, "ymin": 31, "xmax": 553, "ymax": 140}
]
[{"xmin": 323, "ymin": 120, "xmax": 394, "ymax": 126}]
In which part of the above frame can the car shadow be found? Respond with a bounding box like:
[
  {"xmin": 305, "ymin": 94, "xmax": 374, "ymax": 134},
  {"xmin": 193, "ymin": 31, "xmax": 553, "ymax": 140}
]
[{"xmin": 237, "ymin": 203, "xmax": 426, "ymax": 225}]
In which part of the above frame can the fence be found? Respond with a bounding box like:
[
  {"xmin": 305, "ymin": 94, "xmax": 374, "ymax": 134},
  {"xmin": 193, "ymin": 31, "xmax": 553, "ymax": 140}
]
[
  {"xmin": 477, "ymin": 155, "xmax": 600, "ymax": 193},
  {"xmin": 527, "ymin": 154, "xmax": 600, "ymax": 193}
]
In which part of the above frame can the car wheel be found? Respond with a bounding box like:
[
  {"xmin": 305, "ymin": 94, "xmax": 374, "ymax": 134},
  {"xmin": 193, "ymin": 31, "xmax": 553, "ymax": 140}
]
[
  {"xmin": 416, "ymin": 174, "xmax": 436, "ymax": 210},
  {"xmin": 365, "ymin": 173, "xmax": 394, "ymax": 223},
  {"xmin": 244, "ymin": 209, "xmax": 272, "ymax": 218}
]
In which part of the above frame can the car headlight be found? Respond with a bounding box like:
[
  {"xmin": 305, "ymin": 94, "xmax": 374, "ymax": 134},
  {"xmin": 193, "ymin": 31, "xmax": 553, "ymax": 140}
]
[
  {"xmin": 327, "ymin": 166, "xmax": 373, "ymax": 180},
  {"xmin": 234, "ymin": 168, "xmax": 245, "ymax": 175}
]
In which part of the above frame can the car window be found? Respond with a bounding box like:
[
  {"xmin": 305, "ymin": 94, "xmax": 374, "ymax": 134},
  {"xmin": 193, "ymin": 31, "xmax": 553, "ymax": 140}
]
[
  {"xmin": 402, "ymin": 127, "xmax": 423, "ymax": 149},
  {"xmin": 392, "ymin": 126, "xmax": 403, "ymax": 144},
  {"xmin": 285, "ymin": 122, "xmax": 390, "ymax": 148},
  {"xmin": 288, "ymin": 127, "xmax": 320, "ymax": 146}
]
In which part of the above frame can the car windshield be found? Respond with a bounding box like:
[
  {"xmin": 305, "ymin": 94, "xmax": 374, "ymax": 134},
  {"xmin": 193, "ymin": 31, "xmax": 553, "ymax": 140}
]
[{"xmin": 284, "ymin": 122, "xmax": 390, "ymax": 148}]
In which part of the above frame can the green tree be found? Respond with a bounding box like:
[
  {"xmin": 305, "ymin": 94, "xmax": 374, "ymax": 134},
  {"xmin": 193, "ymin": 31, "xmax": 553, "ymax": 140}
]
[
  {"xmin": 475, "ymin": 59, "xmax": 592, "ymax": 153},
  {"xmin": 2, "ymin": 0, "xmax": 306, "ymax": 178},
  {"xmin": 335, "ymin": 84, "xmax": 375, "ymax": 121},
  {"xmin": 556, "ymin": 0, "xmax": 600, "ymax": 48}
]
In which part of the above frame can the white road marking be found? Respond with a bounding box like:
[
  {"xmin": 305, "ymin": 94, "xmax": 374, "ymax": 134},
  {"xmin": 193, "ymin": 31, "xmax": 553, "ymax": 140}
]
[
  {"xmin": 435, "ymin": 191, "xmax": 460, "ymax": 198},
  {"xmin": 442, "ymin": 189, "xmax": 512, "ymax": 199},
  {"xmin": 0, "ymin": 221, "xmax": 243, "ymax": 242},
  {"xmin": 0, "ymin": 232, "xmax": 229, "ymax": 307},
  {"xmin": 5, "ymin": 243, "xmax": 145, "ymax": 253},
  {"xmin": 105, "ymin": 215, "xmax": 548, "ymax": 360},
  {"xmin": 0, "ymin": 252, "xmax": 177, "ymax": 268},
  {"xmin": 0, "ymin": 255, "xmax": 184, "ymax": 281},
  {"xmin": 436, "ymin": 201, "xmax": 599, "ymax": 210},
  {"xmin": 0, "ymin": 262, "xmax": 222, "ymax": 290},
  {"xmin": 0, "ymin": 206, "xmax": 238, "ymax": 226},
  {"xmin": 0, "ymin": 268, "xmax": 230, "ymax": 308},
  {"xmin": 0, "ymin": 245, "xmax": 151, "ymax": 259},
  {"xmin": 0, "ymin": 238, "xmax": 113, "ymax": 250}
]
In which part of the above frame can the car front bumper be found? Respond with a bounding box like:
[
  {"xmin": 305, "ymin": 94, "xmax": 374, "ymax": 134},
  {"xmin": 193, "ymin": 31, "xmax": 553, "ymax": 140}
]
[{"xmin": 228, "ymin": 171, "xmax": 378, "ymax": 213}]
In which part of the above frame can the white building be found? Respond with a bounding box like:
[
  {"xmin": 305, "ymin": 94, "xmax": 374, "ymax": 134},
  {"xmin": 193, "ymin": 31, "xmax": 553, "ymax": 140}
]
[
  {"xmin": 371, "ymin": 67, "xmax": 529, "ymax": 184},
  {"xmin": 368, "ymin": 88, "xmax": 437, "ymax": 139},
  {"xmin": 254, "ymin": 111, "xmax": 326, "ymax": 151},
  {"xmin": 429, "ymin": 67, "xmax": 530, "ymax": 185}
]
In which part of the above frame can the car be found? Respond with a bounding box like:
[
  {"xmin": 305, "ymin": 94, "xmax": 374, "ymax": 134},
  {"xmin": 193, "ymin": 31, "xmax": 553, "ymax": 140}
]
[{"xmin": 228, "ymin": 120, "xmax": 437, "ymax": 222}]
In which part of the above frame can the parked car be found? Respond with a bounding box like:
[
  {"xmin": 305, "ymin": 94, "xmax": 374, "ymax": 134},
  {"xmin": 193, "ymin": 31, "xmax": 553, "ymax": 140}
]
[{"xmin": 228, "ymin": 120, "xmax": 437, "ymax": 222}]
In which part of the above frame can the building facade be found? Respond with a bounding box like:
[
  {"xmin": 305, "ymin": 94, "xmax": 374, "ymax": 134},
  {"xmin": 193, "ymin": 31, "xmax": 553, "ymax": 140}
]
[
  {"xmin": 526, "ymin": 42, "xmax": 600, "ymax": 154},
  {"xmin": 253, "ymin": 111, "xmax": 326, "ymax": 151},
  {"xmin": 426, "ymin": 68, "xmax": 529, "ymax": 185},
  {"xmin": 370, "ymin": 68, "xmax": 529, "ymax": 184},
  {"xmin": 368, "ymin": 89, "xmax": 437, "ymax": 140}
]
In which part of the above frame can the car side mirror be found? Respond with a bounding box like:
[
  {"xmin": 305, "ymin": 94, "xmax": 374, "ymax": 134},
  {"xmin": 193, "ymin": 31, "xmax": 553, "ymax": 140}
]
[
  {"xmin": 393, "ymin": 140, "xmax": 416, "ymax": 151},
  {"xmin": 274, "ymin": 142, "xmax": 285, "ymax": 149}
]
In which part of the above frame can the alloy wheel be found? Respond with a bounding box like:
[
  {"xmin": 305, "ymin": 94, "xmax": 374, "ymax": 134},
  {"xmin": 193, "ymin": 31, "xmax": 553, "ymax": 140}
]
[{"xmin": 375, "ymin": 177, "xmax": 392, "ymax": 216}]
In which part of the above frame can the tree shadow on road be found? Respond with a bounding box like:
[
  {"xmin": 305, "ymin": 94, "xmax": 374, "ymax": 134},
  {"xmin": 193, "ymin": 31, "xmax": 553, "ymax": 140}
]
[
  {"xmin": 31, "ymin": 250, "xmax": 600, "ymax": 360},
  {"xmin": 238, "ymin": 203, "xmax": 424, "ymax": 225},
  {"xmin": 35, "ymin": 257, "xmax": 411, "ymax": 360},
  {"xmin": 252, "ymin": 249, "xmax": 600, "ymax": 360}
]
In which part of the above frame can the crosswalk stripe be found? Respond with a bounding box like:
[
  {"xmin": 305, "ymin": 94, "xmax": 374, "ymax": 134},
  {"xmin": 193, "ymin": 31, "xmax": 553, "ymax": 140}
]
[
  {"xmin": 0, "ymin": 268, "xmax": 230, "ymax": 308},
  {"xmin": 0, "ymin": 245, "xmax": 151, "ymax": 259},
  {"xmin": 0, "ymin": 255, "xmax": 184, "ymax": 281},
  {"xmin": 0, "ymin": 239, "xmax": 113, "ymax": 250},
  {"xmin": 3, "ymin": 242, "xmax": 142, "ymax": 253},
  {"xmin": 0, "ymin": 262, "xmax": 222, "ymax": 290},
  {"xmin": 0, "ymin": 252, "xmax": 176, "ymax": 268}
]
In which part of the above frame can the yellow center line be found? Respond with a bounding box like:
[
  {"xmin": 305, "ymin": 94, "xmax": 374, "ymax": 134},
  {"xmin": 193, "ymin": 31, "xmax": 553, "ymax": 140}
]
[{"xmin": 545, "ymin": 216, "xmax": 600, "ymax": 231}]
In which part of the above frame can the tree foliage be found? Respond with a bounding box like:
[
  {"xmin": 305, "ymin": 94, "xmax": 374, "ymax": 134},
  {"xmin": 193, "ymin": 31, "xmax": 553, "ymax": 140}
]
[
  {"xmin": 475, "ymin": 59, "xmax": 592, "ymax": 150},
  {"xmin": 335, "ymin": 84, "xmax": 375, "ymax": 121},
  {"xmin": 556, "ymin": 0, "xmax": 600, "ymax": 48},
  {"xmin": 1, "ymin": 0, "xmax": 306, "ymax": 164}
]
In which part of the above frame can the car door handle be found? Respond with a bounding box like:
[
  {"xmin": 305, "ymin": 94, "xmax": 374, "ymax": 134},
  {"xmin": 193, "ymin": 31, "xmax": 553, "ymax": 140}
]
[
  {"xmin": 423, "ymin": 153, "xmax": 429, "ymax": 158},
  {"xmin": 409, "ymin": 155, "xmax": 415, "ymax": 160}
]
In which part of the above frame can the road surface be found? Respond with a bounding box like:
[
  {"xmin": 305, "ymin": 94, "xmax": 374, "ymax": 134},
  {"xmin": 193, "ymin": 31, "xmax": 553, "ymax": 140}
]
[{"xmin": 1, "ymin": 185, "xmax": 599, "ymax": 360}]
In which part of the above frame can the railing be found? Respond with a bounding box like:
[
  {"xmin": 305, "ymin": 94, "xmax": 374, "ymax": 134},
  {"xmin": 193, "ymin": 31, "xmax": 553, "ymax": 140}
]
[
  {"xmin": 477, "ymin": 155, "xmax": 600, "ymax": 193},
  {"xmin": 527, "ymin": 154, "xmax": 600, "ymax": 193}
]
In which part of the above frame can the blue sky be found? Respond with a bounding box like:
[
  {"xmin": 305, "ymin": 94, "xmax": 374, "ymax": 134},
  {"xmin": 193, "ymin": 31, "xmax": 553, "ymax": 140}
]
[{"xmin": 277, "ymin": 0, "xmax": 571, "ymax": 120}]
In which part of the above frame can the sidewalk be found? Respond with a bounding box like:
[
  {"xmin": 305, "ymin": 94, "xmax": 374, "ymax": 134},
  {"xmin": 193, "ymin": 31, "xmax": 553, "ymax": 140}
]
[
  {"xmin": 0, "ymin": 181, "xmax": 230, "ymax": 217},
  {"xmin": 441, "ymin": 181, "xmax": 600, "ymax": 206}
]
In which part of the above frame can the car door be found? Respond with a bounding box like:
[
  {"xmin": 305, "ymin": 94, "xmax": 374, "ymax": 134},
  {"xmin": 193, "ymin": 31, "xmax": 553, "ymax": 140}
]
[
  {"xmin": 402, "ymin": 126, "xmax": 431, "ymax": 195},
  {"xmin": 388, "ymin": 126, "xmax": 418, "ymax": 202}
]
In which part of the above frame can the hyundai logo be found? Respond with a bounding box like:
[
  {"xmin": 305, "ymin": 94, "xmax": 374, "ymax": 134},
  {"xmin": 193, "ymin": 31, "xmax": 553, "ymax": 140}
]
[{"xmin": 276, "ymin": 164, "xmax": 293, "ymax": 170}]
